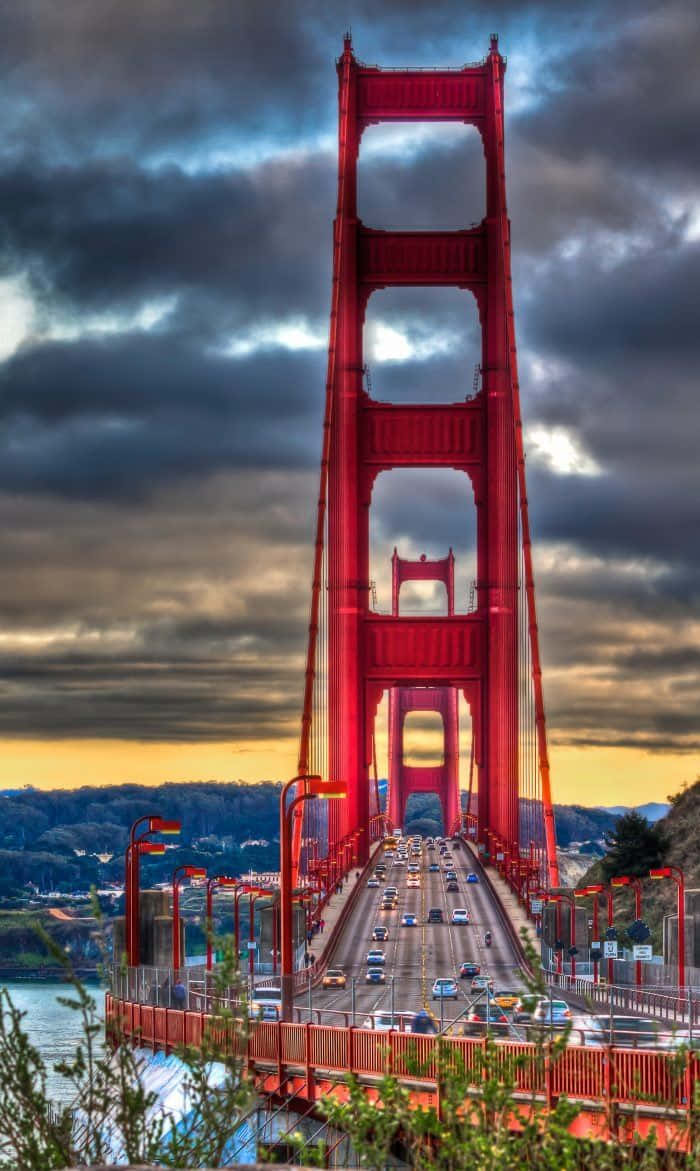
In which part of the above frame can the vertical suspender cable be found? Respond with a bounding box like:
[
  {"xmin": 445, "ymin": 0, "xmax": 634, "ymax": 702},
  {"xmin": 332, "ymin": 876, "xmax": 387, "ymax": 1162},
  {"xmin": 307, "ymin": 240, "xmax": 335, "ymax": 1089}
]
[
  {"xmin": 489, "ymin": 46, "xmax": 559, "ymax": 887},
  {"xmin": 293, "ymin": 48, "xmax": 353, "ymax": 882}
]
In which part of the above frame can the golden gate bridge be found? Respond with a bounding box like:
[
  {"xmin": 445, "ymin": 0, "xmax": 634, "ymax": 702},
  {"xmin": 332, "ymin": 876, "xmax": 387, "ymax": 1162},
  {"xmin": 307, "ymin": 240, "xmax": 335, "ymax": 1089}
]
[{"xmin": 108, "ymin": 36, "xmax": 699, "ymax": 1153}]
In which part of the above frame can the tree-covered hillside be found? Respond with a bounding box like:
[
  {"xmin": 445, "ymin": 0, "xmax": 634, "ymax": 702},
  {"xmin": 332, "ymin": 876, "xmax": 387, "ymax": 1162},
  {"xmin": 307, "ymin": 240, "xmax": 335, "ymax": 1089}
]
[
  {"xmin": 579, "ymin": 778, "xmax": 700, "ymax": 951},
  {"xmin": 0, "ymin": 782, "xmax": 282, "ymax": 898}
]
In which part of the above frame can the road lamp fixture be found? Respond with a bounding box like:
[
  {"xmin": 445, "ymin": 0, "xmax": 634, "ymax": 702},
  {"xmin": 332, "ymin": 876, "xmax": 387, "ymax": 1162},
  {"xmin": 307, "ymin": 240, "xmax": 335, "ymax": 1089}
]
[
  {"xmin": 548, "ymin": 891, "xmax": 577, "ymax": 978},
  {"xmin": 574, "ymin": 886, "xmax": 603, "ymax": 985},
  {"xmin": 649, "ymin": 866, "xmax": 685, "ymax": 990},
  {"xmin": 248, "ymin": 888, "xmax": 276, "ymax": 979},
  {"xmin": 576, "ymin": 883, "xmax": 614, "ymax": 983},
  {"xmin": 280, "ymin": 774, "xmax": 347, "ymax": 1020},
  {"xmin": 172, "ymin": 865, "xmax": 206, "ymax": 973},
  {"xmin": 125, "ymin": 815, "xmax": 181, "ymax": 966},
  {"xmin": 205, "ymin": 875, "xmax": 238, "ymax": 971},
  {"xmin": 610, "ymin": 875, "xmax": 644, "ymax": 989}
]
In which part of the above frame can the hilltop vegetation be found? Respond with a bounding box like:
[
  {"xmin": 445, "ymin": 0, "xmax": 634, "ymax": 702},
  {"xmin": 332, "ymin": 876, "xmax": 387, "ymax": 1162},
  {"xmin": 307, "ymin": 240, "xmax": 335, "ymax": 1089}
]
[
  {"xmin": 0, "ymin": 781, "xmax": 282, "ymax": 899},
  {"xmin": 580, "ymin": 777, "xmax": 700, "ymax": 950}
]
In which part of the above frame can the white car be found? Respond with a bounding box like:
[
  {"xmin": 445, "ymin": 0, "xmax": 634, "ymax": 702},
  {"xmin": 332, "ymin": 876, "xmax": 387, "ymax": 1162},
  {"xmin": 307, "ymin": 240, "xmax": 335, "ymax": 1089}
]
[
  {"xmin": 249, "ymin": 987, "xmax": 282, "ymax": 1021},
  {"xmin": 431, "ymin": 978, "xmax": 459, "ymax": 1000},
  {"xmin": 361, "ymin": 1011, "xmax": 412, "ymax": 1031},
  {"xmin": 451, "ymin": 908, "xmax": 470, "ymax": 925},
  {"xmin": 407, "ymin": 877, "xmax": 420, "ymax": 888}
]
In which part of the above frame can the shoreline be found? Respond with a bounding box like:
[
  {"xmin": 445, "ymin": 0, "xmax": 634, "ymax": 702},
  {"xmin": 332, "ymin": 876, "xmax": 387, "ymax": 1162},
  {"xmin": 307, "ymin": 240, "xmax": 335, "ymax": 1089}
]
[{"xmin": 0, "ymin": 967, "xmax": 99, "ymax": 981}]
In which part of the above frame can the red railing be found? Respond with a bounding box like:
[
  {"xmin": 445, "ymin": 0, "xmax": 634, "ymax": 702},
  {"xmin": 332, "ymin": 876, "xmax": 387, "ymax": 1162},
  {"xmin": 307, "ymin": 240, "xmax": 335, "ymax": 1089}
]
[{"xmin": 107, "ymin": 994, "xmax": 698, "ymax": 1128}]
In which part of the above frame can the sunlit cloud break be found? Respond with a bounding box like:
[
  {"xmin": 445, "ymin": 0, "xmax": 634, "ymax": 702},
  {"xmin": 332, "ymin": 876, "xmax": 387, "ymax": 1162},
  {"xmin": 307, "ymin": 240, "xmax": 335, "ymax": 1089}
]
[
  {"xmin": 366, "ymin": 321, "xmax": 460, "ymax": 363},
  {"xmin": 221, "ymin": 317, "xmax": 327, "ymax": 357},
  {"xmin": 525, "ymin": 424, "xmax": 602, "ymax": 477}
]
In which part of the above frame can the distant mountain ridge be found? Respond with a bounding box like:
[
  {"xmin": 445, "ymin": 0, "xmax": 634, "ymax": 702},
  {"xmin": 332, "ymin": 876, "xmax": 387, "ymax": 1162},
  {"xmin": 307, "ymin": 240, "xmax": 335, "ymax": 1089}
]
[{"xmin": 597, "ymin": 802, "xmax": 669, "ymax": 822}]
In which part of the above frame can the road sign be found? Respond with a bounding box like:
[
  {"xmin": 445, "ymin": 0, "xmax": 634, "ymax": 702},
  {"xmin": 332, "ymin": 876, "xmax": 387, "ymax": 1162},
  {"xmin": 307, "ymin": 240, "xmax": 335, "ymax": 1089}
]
[
  {"xmin": 468, "ymin": 826, "xmax": 477, "ymax": 837},
  {"xmin": 605, "ymin": 927, "xmax": 618, "ymax": 941},
  {"xmin": 591, "ymin": 940, "xmax": 600, "ymax": 950},
  {"xmin": 628, "ymin": 919, "xmax": 651, "ymax": 943},
  {"xmin": 603, "ymin": 940, "xmax": 618, "ymax": 959},
  {"xmin": 633, "ymin": 944, "xmax": 652, "ymax": 961},
  {"xmin": 496, "ymin": 852, "xmax": 504, "ymax": 861},
  {"xmin": 247, "ymin": 940, "xmax": 258, "ymax": 950},
  {"xmin": 530, "ymin": 898, "xmax": 543, "ymax": 913}
]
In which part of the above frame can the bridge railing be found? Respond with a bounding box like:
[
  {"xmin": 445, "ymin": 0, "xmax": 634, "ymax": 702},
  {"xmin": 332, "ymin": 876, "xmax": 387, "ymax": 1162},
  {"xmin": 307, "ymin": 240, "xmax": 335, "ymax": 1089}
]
[
  {"xmin": 545, "ymin": 968, "xmax": 699, "ymax": 1027},
  {"xmin": 106, "ymin": 994, "xmax": 698, "ymax": 1119}
]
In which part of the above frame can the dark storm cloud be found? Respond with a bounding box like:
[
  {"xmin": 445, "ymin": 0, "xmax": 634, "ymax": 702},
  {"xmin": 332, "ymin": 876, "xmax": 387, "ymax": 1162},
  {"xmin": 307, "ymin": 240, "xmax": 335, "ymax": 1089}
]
[
  {"xmin": 0, "ymin": 475, "xmax": 315, "ymax": 738},
  {"xmin": 0, "ymin": 156, "xmax": 335, "ymax": 326},
  {"xmin": 0, "ymin": 0, "xmax": 697, "ymax": 760},
  {"xmin": 516, "ymin": 2, "xmax": 700, "ymax": 179},
  {"xmin": 0, "ymin": 336, "xmax": 324, "ymax": 498}
]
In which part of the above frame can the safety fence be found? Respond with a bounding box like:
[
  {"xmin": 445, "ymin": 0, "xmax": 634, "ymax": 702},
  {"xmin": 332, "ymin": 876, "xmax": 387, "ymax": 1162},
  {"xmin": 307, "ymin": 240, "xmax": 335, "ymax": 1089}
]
[
  {"xmin": 107, "ymin": 994, "xmax": 699, "ymax": 1122},
  {"xmin": 546, "ymin": 968, "xmax": 699, "ymax": 1027}
]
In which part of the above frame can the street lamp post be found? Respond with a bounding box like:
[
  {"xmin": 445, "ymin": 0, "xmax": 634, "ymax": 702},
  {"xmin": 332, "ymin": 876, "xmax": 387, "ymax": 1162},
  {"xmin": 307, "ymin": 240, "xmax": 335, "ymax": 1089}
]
[
  {"xmin": 575, "ymin": 887, "xmax": 602, "ymax": 985},
  {"xmin": 280, "ymin": 774, "xmax": 347, "ymax": 1021},
  {"xmin": 649, "ymin": 866, "xmax": 685, "ymax": 990},
  {"xmin": 172, "ymin": 865, "xmax": 206, "ymax": 974},
  {"xmin": 545, "ymin": 891, "xmax": 577, "ymax": 978},
  {"xmin": 249, "ymin": 889, "xmax": 275, "ymax": 979},
  {"xmin": 576, "ymin": 884, "xmax": 614, "ymax": 983},
  {"xmin": 125, "ymin": 815, "xmax": 181, "ymax": 967},
  {"xmin": 610, "ymin": 875, "xmax": 644, "ymax": 989},
  {"xmin": 205, "ymin": 875, "xmax": 238, "ymax": 971}
]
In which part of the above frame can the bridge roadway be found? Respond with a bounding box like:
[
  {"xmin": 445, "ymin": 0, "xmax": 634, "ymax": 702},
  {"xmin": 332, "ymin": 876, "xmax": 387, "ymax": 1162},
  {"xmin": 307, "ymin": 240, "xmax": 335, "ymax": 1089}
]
[{"xmin": 301, "ymin": 839, "xmax": 525, "ymax": 1026}]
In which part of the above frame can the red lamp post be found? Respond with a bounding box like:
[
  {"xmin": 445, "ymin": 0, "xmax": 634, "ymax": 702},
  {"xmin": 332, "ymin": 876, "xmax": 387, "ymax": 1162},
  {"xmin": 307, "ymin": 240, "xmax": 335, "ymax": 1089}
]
[
  {"xmin": 575, "ymin": 886, "xmax": 602, "ymax": 985},
  {"xmin": 576, "ymin": 884, "xmax": 614, "ymax": 983},
  {"xmin": 280, "ymin": 774, "xmax": 347, "ymax": 1021},
  {"xmin": 549, "ymin": 892, "xmax": 577, "ymax": 978},
  {"xmin": 205, "ymin": 875, "xmax": 238, "ymax": 971},
  {"xmin": 610, "ymin": 875, "xmax": 644, "ymax": 989},
  {"xmin": 233, "ymin": 884, "xmax": 251, "ymax": 956},
  {"xmin": 249, "ymin": 888, "xmax": 275, "ymax": 978},
  {"xmin": 125, "ymin": 815, "xmax": 181, "ymax": 967},
  {"xmin": 172, "ymin": 865, "xmax": 206, "ymax": 973},
  {"xmin": 649, "ymin": 866, "xmax": 685, "ymax": 990}
]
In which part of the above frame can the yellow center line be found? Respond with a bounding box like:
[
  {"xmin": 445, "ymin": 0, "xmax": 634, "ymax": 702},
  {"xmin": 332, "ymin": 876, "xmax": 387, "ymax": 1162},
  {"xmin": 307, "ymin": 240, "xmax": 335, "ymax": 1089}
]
[{"xmin": 421, "ymin": 857, "xmax": 429, "ymax": 1008}]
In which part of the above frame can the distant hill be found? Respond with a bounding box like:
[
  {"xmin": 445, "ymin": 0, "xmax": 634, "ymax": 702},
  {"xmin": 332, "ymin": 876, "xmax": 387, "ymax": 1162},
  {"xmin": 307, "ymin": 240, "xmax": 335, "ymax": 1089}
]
[
  {"xmin": 0, "ymin": 781, "xmax": 283, "ymax": 898},
  {"xmin": 598, "ymin": 802, "xmax": 669, "ymax": 822},
  {"xmin": 580, "ymin": 779, "xmax": 700, "ymax": 949}
]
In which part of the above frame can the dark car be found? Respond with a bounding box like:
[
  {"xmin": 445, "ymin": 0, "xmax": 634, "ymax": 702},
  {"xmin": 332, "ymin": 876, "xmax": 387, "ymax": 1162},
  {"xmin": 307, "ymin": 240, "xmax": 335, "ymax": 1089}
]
[
  {"xmin": 446, "ymin": 880, "xmax": 459, "ymax": 892},
  {"xmin": 583, "ymin": 1016, "xmax": 682, "ymax": 1050},
  {"xmin": 462, "ymin": 1004, "xmax": 509, "ymax": 1035},
  {"xmin": 459, "ymin": 961, "xmax": 480, "ymax": 979},
  {"xmin": 427, "ymin": 908, "xmax": 444, "ymax": 923}
]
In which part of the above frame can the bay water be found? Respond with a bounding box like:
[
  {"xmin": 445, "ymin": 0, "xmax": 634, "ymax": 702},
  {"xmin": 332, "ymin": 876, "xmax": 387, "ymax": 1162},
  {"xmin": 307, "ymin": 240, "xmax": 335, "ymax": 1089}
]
[{"xmin": 1, "ymin": 979, "xmax": 104, "ymax": 1107}]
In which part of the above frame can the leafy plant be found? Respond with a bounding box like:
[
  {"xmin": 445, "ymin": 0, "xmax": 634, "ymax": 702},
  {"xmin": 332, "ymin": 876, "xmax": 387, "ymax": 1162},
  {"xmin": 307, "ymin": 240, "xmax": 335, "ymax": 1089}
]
[{"xmin": 0, "ymin": 897, "xmax": 253, "ymax": 1169}]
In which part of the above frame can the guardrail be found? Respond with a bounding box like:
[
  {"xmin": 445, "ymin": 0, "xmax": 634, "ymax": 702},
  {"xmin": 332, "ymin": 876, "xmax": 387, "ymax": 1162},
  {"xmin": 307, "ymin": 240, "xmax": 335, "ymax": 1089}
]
[
  {"xmin": 545, "ymin": 969, "xmax": 699, "ymax": 1027},
  {"xmin": 106, "ymin": 993, "xmax": 698, "ymax": 1143}
]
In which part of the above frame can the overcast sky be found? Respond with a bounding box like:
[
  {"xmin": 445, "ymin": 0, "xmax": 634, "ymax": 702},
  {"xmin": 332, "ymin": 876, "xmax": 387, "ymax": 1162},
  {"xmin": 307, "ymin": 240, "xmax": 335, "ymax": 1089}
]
[{"xmin": 0, "ymin": 0, "xmax": 698, "ymax": 805}]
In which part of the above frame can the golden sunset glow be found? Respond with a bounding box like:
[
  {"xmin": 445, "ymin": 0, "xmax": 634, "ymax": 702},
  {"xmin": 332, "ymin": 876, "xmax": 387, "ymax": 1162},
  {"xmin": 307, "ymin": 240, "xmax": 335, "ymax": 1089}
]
[{"xmin": 1, "ymin": 737, "xmax": 695, "ymax": 810}]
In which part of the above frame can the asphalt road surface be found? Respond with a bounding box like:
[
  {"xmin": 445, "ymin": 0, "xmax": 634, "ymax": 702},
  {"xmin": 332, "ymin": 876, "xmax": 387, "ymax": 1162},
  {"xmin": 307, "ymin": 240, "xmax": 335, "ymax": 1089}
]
[{"xmin": 298, "ymin": 839, "xmax": 526, "ymax": 1028}]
